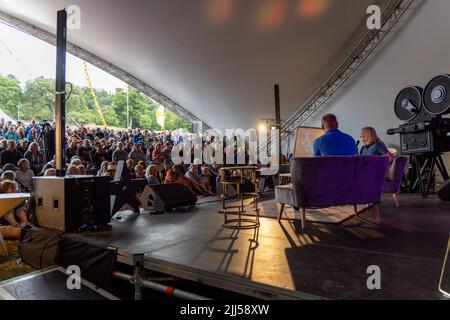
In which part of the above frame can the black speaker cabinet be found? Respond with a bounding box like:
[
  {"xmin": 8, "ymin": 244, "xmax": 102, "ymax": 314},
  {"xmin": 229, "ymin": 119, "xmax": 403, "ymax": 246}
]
[
  {"xmin": 140, "ymin": 183, "xmax": 197, "ymax": 213},
  {"xmin": 33, "ymin": 176, "xmax": 111, "ymax": 231}
]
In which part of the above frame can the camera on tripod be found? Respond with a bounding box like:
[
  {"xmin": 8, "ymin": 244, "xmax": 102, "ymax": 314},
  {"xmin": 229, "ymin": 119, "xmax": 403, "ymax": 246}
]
[
  {"xmin": 388, "ymin": 74, "xmax": 450, "ymax": 197},
  {"xmin": 388, "ymin": 75, "xmax": 450, "ymax": 155}
]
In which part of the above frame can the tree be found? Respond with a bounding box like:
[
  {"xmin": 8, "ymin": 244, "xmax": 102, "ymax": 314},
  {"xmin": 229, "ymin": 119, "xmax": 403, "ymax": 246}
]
[
  {"xmin": 1, "ymin": 73, "xmax": 193, "ymax": 130},
  {"xmin": 21, "ymin": 77, "xmax": 55, "ymax": 121},
  {"xmin": 0, "ymin": 75, "xmax": 22, "ymax": 119},
  {"xmin": 112, "ymin": 88, "xmax": 127, "ymax": 127},
  {"xmin": 102, "ymin": 105, "xmax": 121, "ymax": 127},
  {"xmin": 165, "ymin": 109, "xmax": 191, "ymax": 131}
]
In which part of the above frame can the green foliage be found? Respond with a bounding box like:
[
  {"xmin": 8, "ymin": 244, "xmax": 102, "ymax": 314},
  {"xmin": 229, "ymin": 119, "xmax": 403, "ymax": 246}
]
[
  {"xmin": 0, "ymin": 75, "xmax": 22, "ymax": 118},
  {"xmin": 21, "ymin": 77, "xmax": 55, "ymax": 121},
  {"xmin": 0, "ymin": 74, "xmax": 192, "ymax": 131}
]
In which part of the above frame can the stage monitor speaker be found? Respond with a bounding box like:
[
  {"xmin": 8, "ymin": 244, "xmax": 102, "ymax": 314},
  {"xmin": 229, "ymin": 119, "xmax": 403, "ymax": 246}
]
[
  {"xmin": 33, "ymin": 176, "xmax": 111, "ymax": 232},
  {"xmin": 140, "ymin": 183, "xmax": 197, "ymax": 213},
  {"xmin": 438, "ymin": 180, "xmax": 450, "ymax": 201}
]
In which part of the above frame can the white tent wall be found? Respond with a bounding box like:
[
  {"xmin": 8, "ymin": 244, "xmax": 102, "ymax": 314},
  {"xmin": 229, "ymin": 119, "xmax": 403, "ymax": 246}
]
[{"xmin": 302, "ymin": 0, "xmax": 450, "ymax": 153}]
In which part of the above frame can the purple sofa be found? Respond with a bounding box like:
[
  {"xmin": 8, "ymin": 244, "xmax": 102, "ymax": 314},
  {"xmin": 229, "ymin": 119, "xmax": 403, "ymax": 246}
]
[{"xmin": 275, "ymin": 156, "xmax": 389, "ymax": 229}]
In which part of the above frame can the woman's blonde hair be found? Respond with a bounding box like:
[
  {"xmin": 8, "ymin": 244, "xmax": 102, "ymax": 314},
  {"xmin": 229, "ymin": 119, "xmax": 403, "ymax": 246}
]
[
  {"xmin": 28, "ymin": 142, "xmax": 39, "ymax": 152},
  {"xmin": 145, "ymin": 164, "xmax": 157, "ymax": 177},
  {"xmin": 361, "ymin": 127, "xmax": 381, "ymax": 146},
  {"xmin": 0, "ymin": 180, "xmax": 18, "ymax": 193},
  {"xmin": 18, "ymin": 158, "xmax": 30, "ymax": 170}
]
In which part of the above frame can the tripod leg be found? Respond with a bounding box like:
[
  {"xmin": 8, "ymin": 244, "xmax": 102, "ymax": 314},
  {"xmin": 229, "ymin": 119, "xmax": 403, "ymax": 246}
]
[
  {"xmin": 424, "ymin": 157, "xmax": 436, "ymax": 198},
  {"xmin": 436, "ymin": 154, "xmax": 450, "ymax": 181},
  {"xmin": 415, "ymin": 157, "xmax": 428, "ymax": 197}
]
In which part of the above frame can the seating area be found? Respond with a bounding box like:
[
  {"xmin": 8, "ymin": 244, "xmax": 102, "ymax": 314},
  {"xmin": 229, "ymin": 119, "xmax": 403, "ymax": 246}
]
[{"xmin": 276, "ymin": 156, "xmax": 392, "ymax": 228}]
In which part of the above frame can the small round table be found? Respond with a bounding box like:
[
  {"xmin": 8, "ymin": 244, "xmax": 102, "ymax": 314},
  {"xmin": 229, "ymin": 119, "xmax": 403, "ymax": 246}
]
[{"xmin": 219, "ymin": 166, "xmax": 260, "ymax": 229}]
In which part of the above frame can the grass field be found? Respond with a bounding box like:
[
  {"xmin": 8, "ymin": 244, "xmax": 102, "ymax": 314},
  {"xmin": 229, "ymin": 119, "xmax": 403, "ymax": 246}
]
[{"xmin": 0, "ymin": 241, "xmax": 35, "ymax": 282}]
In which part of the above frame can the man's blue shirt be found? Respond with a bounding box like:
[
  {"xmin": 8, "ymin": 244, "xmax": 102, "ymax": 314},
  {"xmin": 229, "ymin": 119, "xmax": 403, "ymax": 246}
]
[{"xmin": 313, "ymin": 128, "xmax": 356, "ymax": 157}]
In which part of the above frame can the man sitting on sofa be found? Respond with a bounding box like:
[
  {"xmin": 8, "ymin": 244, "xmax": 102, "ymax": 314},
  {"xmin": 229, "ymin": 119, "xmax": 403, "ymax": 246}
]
[{"xmin": 313, "ymin": 114, "xmax": 357, "ymax": 157}]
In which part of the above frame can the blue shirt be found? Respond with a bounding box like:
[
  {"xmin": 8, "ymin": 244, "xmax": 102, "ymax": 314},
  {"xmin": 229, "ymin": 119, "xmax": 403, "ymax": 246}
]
[
  {"xmin": 313, "ymin": 129, "xmax": 356, "ymax": 157},
  {"xmin": 361, "ymin": 142, "xmax": 388, "ymax": 156}
]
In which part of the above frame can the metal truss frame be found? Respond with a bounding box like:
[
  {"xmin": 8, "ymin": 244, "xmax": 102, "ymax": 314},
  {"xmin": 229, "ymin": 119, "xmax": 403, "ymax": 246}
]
[
  {"xmin": 281, "ymin": 0, "xmax": 421, "ymax": 143},
  {"xmin": 0, "ymin": 11, "xmax": 211, "ymax": 130}
]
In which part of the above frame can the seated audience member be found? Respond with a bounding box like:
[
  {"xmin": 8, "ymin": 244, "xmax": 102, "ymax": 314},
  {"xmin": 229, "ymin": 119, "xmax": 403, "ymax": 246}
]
[
  {"xmin": 106, "ymin": 163, "xmax": 117, "ymax": 177},
  {"xmin": 145, "ymin": 164, "xmax": 161, "ymax": 185},
  {"xmin": 70, "ymin": 158, "xmax": 82, "ymax": 167},
  {"xmin": 65, "ymin": 140, "xmax": 79, "ymax": 161},
  {"xmin": 15, "ymin": 159, "xmax": 34, "ymax": 192},
  {"xmin": 0, "ymin": 139, "xmax": 6, "ymax": 154},
  {"xmin": 152, "ymin": 143, "xmax": 165, "ymax": 171},
  {"xmin": 134, "ymin": 164, "xmax": 145, "ymax": 179},
  {"xmin": 0, "ymin": 222, "xmax": 20, "ymax": 240},
  {"xmin": 165, "ymin": 165, "xmax": 198, "ymax": 195},
  {"xmin": 24, "ymin": 142, "xmax": 44, "ymax": 175},
  {"xmin": 44, "ymin": 168, "xmax": 57, "ymax": 176},
  {"xmin": 90, "ymin": 141, "xmax": 107, "ymax": 172},
  {"xmin": 1, "ymin": 140, "xmax": 22, "ymax": 166},
  {"xmin": 1, "ymin": 170, "xmax": 16, "ymax": 182},
  {"xmin": 0, "ymin": 180, "xmax": 30, "ymax": 230},
  {"xmin": 66, "ymin": 165, "xmax": 80, "ymax": 176},
  {"xmin": 200, "ymin": 166, "xmax": 215, "ymax": 195},
  {"xmin": 17, "ymin": 139, "xmax": 29, "ymax": 157},
  {"xmin": 137, "ymin": 160, "xmax": 146, "ymax": 169},
  {"xmin": 160, "ymin": 161, "xmax": 171, "ymax": 182},
  {"xmin": 3, "ymin": 126, "xmax": 19, "ymax": 142},
  {"xmin": 77, "ymin": 140, "xmax": 92, "ymax": 163},
  {"xmin": 126, "ymin": 159, "xmax": 135, "ymax": 178},
  {"xmin": 39, "ymin": 163, "xmax": 54, "ymax": 176},
  {"xmin": 129, "ymin": 144, "xmax": 146, "ymax": 164},
  {"xmin": 185, "ymin": 164, "xmax": 208, "ymax": 193},
  {"xmin": 3, "ymin": 163, "xmax": 16, "ymax": 172},
  {"xmin": 77, "ymin": 164, "xmax": 86, "ymax": 175},
  {"xmin": 97, "ymin": 160, "xmax": 109, "ymax": 176},
  {"xmin": 313, "ymin": 114, "xmax": 357, "ymax": 157},
  {"xmin": 112, "ymin": 142, "xmax": 128, "ymax": 164},
  {"xmin": 359, "ymin": 127, "xmax": 394, "ymax": 161}
]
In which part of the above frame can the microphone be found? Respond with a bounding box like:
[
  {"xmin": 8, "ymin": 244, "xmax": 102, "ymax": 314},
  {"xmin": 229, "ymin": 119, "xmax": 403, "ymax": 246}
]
[{"xmin": 356, "ymin": 140, "xmax": 360, "ymax": 155}]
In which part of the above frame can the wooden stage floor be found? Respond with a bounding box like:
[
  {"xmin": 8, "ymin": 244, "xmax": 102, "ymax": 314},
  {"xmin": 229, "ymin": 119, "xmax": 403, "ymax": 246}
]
[{"xmin": 71, "ymin": 193, "xmax": 450, "ymax": 300}]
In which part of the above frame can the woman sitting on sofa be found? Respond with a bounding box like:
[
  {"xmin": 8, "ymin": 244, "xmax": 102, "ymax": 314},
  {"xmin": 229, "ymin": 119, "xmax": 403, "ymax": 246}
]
[{"xmin": 359, "ymin": 127, "xmax": 394, "ymax": 161}]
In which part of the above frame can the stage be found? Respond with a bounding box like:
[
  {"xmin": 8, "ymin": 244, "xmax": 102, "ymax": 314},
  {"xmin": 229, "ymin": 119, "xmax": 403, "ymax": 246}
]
[{"xmin": 37, "ymin": 192, "xmax": 447, "ymax": 300}]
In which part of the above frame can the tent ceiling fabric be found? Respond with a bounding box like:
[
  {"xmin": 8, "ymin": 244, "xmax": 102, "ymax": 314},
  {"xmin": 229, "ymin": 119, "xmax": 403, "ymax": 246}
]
[{"xmin": 0, "ymin": 0, "xmax": 385, "ymax": 130}]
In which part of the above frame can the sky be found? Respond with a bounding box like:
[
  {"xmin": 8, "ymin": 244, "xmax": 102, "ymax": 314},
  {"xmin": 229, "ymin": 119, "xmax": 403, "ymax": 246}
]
[{"xmin": 0, "ymin": 21, "xmax": 127, "ymax": 92}]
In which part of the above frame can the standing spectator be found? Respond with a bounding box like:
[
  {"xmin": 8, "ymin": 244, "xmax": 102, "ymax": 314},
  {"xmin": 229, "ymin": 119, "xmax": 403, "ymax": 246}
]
[{"xmin": 42, "ymin": 123, "xmax": 56, "ymax": 163}]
